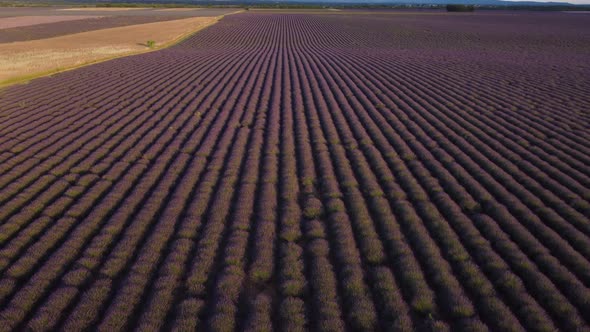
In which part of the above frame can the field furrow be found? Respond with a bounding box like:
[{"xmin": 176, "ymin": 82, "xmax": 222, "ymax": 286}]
[{"xmin": 0, "ymin": 10, "xmax": 588, "ymax": 332}]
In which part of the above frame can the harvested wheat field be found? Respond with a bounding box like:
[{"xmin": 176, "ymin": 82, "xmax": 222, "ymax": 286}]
[
  {"xmin": 0, "ymin": 10, "xmax": 589, "ymax": 332},
  {"xmin": 0, "ymin": 15, "xmax": 225, "ymax": 86}
]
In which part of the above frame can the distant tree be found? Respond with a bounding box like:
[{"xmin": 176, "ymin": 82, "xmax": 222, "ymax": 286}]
[{"xmin": 446, "ymin": 4, "xmax": 475, "ymax": 12}]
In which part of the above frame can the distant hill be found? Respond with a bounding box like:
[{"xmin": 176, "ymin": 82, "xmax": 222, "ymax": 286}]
[
  {"xmin": 4, "ymin": 0, "xmax": 589, "ymax": 8},
  {"xmin": 290, "ymin": 0, "xmax": 574, "ymax": 4},
  {"xmin": 268, "ymin": 0, "xmax": 590, "ymax": 5},
  {"xmin": 107, "ymin": 0, "xmax": 587, "ymax": 7},
  {"xmin": 308, "ymin": 0, "xmax": 576, "ymax": 5}
]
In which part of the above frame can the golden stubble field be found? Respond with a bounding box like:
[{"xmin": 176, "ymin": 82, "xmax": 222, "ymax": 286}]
[{"xmin": 0, "ymin": 12, "xmax": 235, "ymax": 87}]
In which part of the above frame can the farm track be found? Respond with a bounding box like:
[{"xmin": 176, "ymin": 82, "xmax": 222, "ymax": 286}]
[{"xmin": 0, "ymin": 12, "xmax": 589, "ymax": 331}]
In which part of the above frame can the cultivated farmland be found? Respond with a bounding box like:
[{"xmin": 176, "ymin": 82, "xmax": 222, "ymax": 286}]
[
  {"xmin": 0, "ymin": 11, "xmax": 589, "ymax": 331},
  {"xmin": 0, "ymin": 7, "xmax": 237, "ymax": 85},
  {"xmin": 0, "ymin": 7, "xmax": 236, "ymax": 43}
]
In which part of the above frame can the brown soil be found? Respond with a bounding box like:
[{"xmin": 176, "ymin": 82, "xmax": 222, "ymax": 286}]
[
  {"xmin": 0, "ymin": 15, "xmax": 99, "ymax": 29},
  {"xmin": 58, "ymin": 7, "xmax": 149, "ymax": 11}
]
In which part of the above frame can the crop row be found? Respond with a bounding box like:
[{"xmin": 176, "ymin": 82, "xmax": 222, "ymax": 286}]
[{"xmin": 0, "ymin": 12, "xmax": 588, "ymax": 331}]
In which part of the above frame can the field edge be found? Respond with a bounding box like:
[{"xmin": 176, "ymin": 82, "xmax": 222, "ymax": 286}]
[{"xmin": 0, "ymin": 10, "xmax": 242, "ymax": 90}]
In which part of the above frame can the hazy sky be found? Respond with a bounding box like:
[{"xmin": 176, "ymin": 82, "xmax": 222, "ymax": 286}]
[{"xmin": 505, "ymin": 0, "xmax": 590, "ymax": 3}]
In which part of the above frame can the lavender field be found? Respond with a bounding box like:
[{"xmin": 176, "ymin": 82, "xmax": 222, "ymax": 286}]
[{"xmin": 0, "ymin": 11, "xmax": 589, "ymax": 331}]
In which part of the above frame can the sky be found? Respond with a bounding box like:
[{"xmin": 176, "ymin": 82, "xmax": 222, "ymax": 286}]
[{"xmin": 504, "ymin": 0, "xmax": 590, "ymax": 3}]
